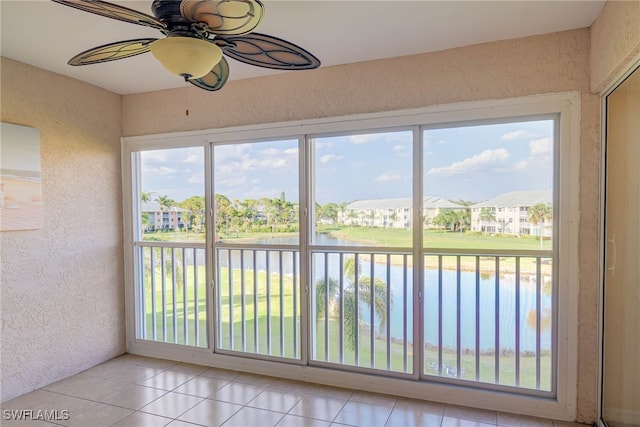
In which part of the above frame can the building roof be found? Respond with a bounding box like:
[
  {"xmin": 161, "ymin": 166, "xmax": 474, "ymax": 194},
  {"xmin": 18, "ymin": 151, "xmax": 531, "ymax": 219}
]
[
  {"xmin": 347, "ymin": 197, "xmax": 465, "ymax": 210},
  {"xmin": 472, "ymin": 189, "xmax": 552, "ymax": 208}
]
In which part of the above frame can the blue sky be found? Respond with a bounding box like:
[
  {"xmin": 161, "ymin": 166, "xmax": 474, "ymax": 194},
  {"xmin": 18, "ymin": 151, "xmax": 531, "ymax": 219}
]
[{"xmin": 140, "ymin": 119, "xmax": 553, "ymax": 204}]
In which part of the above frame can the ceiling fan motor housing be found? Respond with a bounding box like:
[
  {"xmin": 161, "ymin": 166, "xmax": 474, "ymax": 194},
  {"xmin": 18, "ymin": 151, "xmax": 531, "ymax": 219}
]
[{"xmin": 152, "ymin": 0, "xmax": 191, "ymax": 34}]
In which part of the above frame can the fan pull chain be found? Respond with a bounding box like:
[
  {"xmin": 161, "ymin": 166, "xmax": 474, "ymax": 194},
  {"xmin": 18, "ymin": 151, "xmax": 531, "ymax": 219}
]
[{"xmin": 185, "ymin": 80, "xmax": 190, "ymax": 117}]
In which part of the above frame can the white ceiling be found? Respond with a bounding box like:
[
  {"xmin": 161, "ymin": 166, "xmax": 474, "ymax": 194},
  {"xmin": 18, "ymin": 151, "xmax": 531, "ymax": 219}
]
[{"xmin": 1, "ymin": 1, "xmax": 605, "ymax": 95}]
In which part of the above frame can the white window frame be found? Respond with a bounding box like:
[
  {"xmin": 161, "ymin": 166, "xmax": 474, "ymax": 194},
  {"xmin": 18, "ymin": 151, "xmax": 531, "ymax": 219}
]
[{"xmin": 121, "ymin": 92, "xmax": 580, "ymax": 420}]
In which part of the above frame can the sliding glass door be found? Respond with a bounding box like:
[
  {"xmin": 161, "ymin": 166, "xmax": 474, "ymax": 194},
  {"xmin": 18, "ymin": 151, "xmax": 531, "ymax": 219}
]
[{"xmin": 126, "ymin": 104, "xmax": 568, "ymax": 400}]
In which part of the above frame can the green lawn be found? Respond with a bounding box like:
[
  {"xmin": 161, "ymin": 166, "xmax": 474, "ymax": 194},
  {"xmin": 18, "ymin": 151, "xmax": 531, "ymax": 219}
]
[{"xmin": 327, "ymin": 226, "xmax": 551, "ymax": 251}]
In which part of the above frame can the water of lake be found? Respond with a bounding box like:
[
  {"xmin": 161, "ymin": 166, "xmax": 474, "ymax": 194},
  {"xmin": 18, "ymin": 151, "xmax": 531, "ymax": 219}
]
[{"xmin": 216, "ymin": 234, "xmax": 552, "ymax": 353}]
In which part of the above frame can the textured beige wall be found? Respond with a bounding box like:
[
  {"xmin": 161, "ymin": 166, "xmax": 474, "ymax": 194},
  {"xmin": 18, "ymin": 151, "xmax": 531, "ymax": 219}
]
[
  {"xmin": 591, "ymin": 0, "xmax": 640, "ymax": 93},
  {"xmin": 124, "ymin": 29, "xmax": 600, "ymax": 423},
  {"xmin": 0, "ymin": 57, "xmax": 125, "ymax": 402}
]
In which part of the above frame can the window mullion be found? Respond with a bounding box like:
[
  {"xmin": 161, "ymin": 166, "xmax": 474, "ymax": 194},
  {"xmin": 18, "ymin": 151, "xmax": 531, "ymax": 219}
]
[{"xmin": 413, "ymin": 126, "xmax": 424, "ymax": 379}]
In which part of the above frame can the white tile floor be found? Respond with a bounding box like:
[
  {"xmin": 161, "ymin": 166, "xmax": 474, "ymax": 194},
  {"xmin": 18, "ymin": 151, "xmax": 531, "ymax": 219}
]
[{"xmin": 1, "ymin": 354, "xmax": 588, "ymax": 427}]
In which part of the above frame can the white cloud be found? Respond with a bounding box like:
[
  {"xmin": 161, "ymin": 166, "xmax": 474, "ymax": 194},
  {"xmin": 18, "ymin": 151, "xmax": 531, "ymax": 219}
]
[
  {"xmin": 529, "ymin": 137, "xmax": 552, "ymax": 155},
  {"xmin": 145, "ymin": 166, "xmax": 178, "ymax": 175},
  {"xmin": 427, "ymin": 148, "xmax": 510, "ymax": 175},
  {"xmin": 319, "ymin": 154, "xmax": 343, "ymax": 164},
  {"xmin": 314, "ymin": 141, "xmax": 334, "ymax": 149},
  {"xmin": 141, "ymin": 150, "xmax": 168, "ymax": 163},
  {"xmin": 501, "ymin": 130, "xmax": 538, "ymax": 141},
  {"xmin": 376, "ymin": 173, "xmax": 402, "ymax": 183},
  {"xmin": 393, "ymin": 145, "xmax": 406, "ymax": 152},
  {"xmin": 513, "ymin": 160, "xmax": 529, "ymax": 170},
  {"xmin": 187, "ymin": 175, "xmax": 203, "ymax": 184}
]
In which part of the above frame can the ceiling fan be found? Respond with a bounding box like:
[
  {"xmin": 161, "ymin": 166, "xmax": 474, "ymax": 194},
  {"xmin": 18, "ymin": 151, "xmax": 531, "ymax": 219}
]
[{"xmin": 51, "ymin": 0, "xmax": 321, "ymax": 91}]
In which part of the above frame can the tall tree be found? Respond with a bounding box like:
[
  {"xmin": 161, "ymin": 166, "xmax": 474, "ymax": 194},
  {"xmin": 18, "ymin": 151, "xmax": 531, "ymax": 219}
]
[
  {"xmin": 180, "ymin": 196, "xmax": 205, "ymax": 232},
  {"xmin": 215, "ymin": 194, "xmax": 236, "ymax": 235},
  {"xmin": 141, "ymin": 191, "xmax": 153, "ymax": 203},
  {"xmin": 528, "ymin": 203, "xmax": 552, "ymax": 249},
  {"xmin": 155, "ymin": 195, "xmax": 175, "ymax": 211},
  {"xmin": 479, "ymin": 207, "xmax": 496, "ymax": 234}
]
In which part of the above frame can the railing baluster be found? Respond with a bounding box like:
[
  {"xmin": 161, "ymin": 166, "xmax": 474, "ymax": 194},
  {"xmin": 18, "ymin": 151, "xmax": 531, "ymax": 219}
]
[
  {"xmin": 475, "ymin": 256, "xmax": 480, "ymax": 381},
  {"xmin": 293, "ymin": 251, "xmax": 298, "ymax": 359},
  {"xmin": 515, "ymin": 256, "xmax": 521, "ymax": 386},
  {"xmin": 438, "ymin": 255, "xmax": 443, "ymax": 376},
  {"xmin": 536, "ymin": 256, "xmax": 542, "ymax": 389},
  {"xmin": 172, "ymin": 248, "xmax": 177, "ymax": 344},
  {"xmin": 182, "ymin": 248, "xmax": 188, "ymax": 346},
  {"xmin": 495, "ymin": 256, "xmax": 500, "ymax": 384},
  {"xmin": 324, "ymin": 252, "xmax": 329, "ymax": 361},
  {"xmin": 140, "ymin": 247, "xmax": 147, "ymax": 340},
  {"xmin": 370, "ymin": 254, "xmax": 375, "ymax": 368},
  {"xmin": 339, "ymin": 253, "xmax": 344, "ymax": 364},
  {"xmin": 253, "ymin": 250, "xmax": 258, "ymax": 353},
  {"xmin": 150, "ymin": 247, "xmax": 157, "ymax": 341},
  {"xmin": 194, "ymin": 248, "xmax": 199, "ymax": 347},
  {"xmin": 354, "ymin": 253, "xmax": 360, "ymax": 366},
  {"xmin": 279, "ymin": 251, "xmax": 285, "ymax": 357},
  {"xmin": 217, "ymin": 250, "xmax": 223, "ymax": 348},
  {"xmin": 241, "ymin": 250, "xmax": 246, "ymax": 352},
  {"xmin": 386, "ymin": 254, "xmax": 391, "ymax": 371},
  {"xmin": 266, "ymin": 250, "xmax": 271, "ymax": 355},
  {"xmin": 229, "ymin": 250, "xmax": 234, "ymax": 350},
  {"xmin": 456, "ymin": 255, "xmax": 461, "ymax": 378},
  {"xmin": 403, "ymin": 254, "xmax": 408, "ymax": 373},
  {"xmin": 161, "ymin": 248, "xmax": 167, "ymax": 342}
]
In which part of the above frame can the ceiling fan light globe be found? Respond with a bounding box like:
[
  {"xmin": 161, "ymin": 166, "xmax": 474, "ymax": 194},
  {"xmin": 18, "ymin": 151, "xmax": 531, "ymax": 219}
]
[{"xmin": 150, "ymin": 37, "xmax": 222, "ymax": 79}]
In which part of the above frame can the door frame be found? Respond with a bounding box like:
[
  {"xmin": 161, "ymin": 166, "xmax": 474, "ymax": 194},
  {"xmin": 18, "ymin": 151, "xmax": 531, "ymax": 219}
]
[{"xmin": 597, "ymin": 57, "xmax": 640, "ymax": 427}]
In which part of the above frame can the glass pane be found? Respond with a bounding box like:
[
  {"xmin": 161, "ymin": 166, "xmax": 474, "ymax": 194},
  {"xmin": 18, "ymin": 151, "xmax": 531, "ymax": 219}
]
[
  {"xmin": 216, "ymin": 248, "xmax": 300, "ymax": 359},
  {"xmin": 214, "ymin": 139, "xmax": 301, "ymax": 359},
  {"xmin": 213, "ymin": 140, "xmax": 299, "ymax": 244},
  {"xmin": 311, "ymin": 251, "xmax": 413, "ymax": 373},
  {"xmin": 422, "ymin": 119, "xmax": 555, "ymax": 391},
  {"xmin": 312, "ymin": 131, "xmax": 413, "ymax": 247},
  {"xmin": 423, "ymin": 120, "xmax": 554, "ymax": 249},
  {"xmin": 139, "ymin": 147, "xmax": 205, "ymax": 242},
  {"xmin": 139, "ymin": 246, "xmax": 208, "ymax": 348}
]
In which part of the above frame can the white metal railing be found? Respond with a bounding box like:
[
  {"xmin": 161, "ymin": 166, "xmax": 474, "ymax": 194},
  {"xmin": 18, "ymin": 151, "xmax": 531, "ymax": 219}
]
[
  {"xmin": 311, "ymin": 249, "xmax": 413, "ymax": 375},
  {"xmin": 422, "ymin": 250, "xmax": 553, "ymax": 394},
  {"xmin": 136, "ymin": 242, "xmax": 207, "ymax": 348},
  {"xmin": 215, "ymin": 246, "xmax": 300, "ymax": 359},
  {"xmin": 135, "ymin": 242, "xmax": 554, "ymax": 394}
]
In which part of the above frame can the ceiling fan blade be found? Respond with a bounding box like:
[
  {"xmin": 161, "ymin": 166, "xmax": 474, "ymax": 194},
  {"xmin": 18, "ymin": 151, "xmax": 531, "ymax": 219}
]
[
  {"xmin": 189, "ymin": 57, "xmax": 230, "ymax": 91},
  {"xmin": 180, "ymin": 0, "xmax": 264, "ymax": 35},
  {"xmin": 68, "ymin": 38, "xmax": 157, "ymax": 66},
  {"xmin": 216, "ymin": 33, "xmax": 320, "ymax": 70},
  {"xmin": 51, "ymin": 0, "xmax": 166, "ymax": 31}
]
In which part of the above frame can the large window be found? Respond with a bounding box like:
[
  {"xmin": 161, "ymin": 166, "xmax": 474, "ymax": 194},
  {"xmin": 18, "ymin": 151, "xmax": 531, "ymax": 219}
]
[
  {"xmin": 213, "ymin": 139, "xmax": 301, "ymax": 360},
  {"xmin": 124, "ymin": 95, "xmax": 578, "ymax": 413},
  {"xmin": 422, "ymin": 120, "xmax": 555, "ymax": 391},
  {"xmin": 311, "ymin": 131, "xmax": 414, "ymax": 373},
  {"xmin": 134, "ymin": 147, "xmax": 207, "ymax": 347}
]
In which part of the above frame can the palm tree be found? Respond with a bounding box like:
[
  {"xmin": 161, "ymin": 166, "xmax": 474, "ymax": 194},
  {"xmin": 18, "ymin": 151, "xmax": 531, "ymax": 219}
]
[
  {"xmin": 479, "ymin": 207, "xmax": 496, "ymax": 235},
  {"xmin": 155, "ymin": 194, "xmax": 174, "ymax": 211},
  {"xmin": 141, "ymin": 212, "xmax": 152, "ymax": 231},
  {"xmin": 141, "ymin": 191, "xmax": 153, "ymax": 204},
  {"xmin": 314, "ymin": 257, "xmax": 391, "ymax": 350},
  {"xmin": 528, "ymin": 203, "xmax": 552, "ymax": 249}
]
